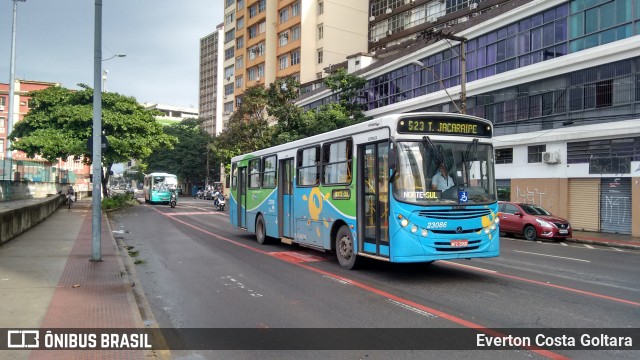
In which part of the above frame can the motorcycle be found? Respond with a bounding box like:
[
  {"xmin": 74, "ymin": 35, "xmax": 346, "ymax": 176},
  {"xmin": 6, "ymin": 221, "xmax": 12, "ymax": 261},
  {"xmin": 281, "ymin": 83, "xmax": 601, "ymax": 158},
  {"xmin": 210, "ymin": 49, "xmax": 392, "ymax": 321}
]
[
  {"xmin": 214, "ymin": 193, "xmax": 225, "ymax": 211},
  {"xmin": 169, "ymin": 190, "xmax": 177, "ymax": 208}
]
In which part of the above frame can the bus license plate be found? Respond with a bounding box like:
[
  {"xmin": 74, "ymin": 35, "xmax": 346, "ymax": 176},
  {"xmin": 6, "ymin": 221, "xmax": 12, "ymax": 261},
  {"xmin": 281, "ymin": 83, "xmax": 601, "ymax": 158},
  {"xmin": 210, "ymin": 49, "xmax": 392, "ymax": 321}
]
[{"xmin": 451, "ymin": 240, "xmax": 468, "ymax": 248}]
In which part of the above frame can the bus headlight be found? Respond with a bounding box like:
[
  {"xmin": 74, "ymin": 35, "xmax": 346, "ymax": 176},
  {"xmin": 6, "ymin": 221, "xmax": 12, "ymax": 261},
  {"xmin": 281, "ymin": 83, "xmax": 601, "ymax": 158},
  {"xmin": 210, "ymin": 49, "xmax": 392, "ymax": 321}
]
[
  {"xmin": 490, "ymin": 224, "xmax": 496, "ymax": 231},
  {"xmin": 411, "ymin": 225, "xmax": 418, "ymax": 233},
  {"xmin": 484, "ymin": 228, "xmax": 490, "ymax": 234},
  {"xmin": 421, "ymin": 229, "xmax": 428, "ymax": 237},
  {"xmin": 400, "ymin": 218, "xmax": 409, "ymax": 227},
  {"xmin": 494, "ymin": 217, "xmax": 500, "ymax": 224}
]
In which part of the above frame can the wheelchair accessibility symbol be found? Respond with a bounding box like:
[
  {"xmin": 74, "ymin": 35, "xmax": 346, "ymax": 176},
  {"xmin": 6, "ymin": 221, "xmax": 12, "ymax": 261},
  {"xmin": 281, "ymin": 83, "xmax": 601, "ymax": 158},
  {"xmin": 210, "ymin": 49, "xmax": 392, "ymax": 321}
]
[{"xmin": 458, "ymin": 191, "xmax": 468, "ymax": 203}]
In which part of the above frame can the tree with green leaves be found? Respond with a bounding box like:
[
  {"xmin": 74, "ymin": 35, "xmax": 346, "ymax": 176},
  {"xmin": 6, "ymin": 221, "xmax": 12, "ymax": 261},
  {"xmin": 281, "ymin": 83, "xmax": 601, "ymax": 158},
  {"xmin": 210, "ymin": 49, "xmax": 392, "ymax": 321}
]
[
  {"xmin": 10, "ymin": 85, "xmax": 176, "ymax": 196},
  {"xmin": 322, "ymin": 67, "xmax": 368, "ymax": 121},
  {"xmin": 210, "ymin": 85, "xmax": 274, "ymax": 173},
  {"xmin": 145, "ymin": 118, "xmax": 212, "ymax": 189},
  {"xmin": 266, "ymin": 76, "xmax": 304, "ymax": 144}
]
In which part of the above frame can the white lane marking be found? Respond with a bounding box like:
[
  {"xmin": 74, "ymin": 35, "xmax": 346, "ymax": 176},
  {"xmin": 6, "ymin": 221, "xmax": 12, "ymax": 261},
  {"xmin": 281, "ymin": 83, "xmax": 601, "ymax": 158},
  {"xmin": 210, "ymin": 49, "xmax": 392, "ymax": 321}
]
[
  {"xmin": 440, "ymin": 261, "xmax": 498, "ymax": 273},
  {"xmin": 583, "ymin": 244, "xmax": 595, "ymax": 249},
  {"xmin": 513, "ymin": 250, "xmax": 590, "ymax": 263},
  {"xmin": 322, "ymin": 275, "xmax": 351, "ymax": 285},
  {"xmin": 612, "ymin": 247, "xmax": 625, "ymax": 252},
  {"xmin": 560, "ymin": 242, "xmax": 568, "ymax": 246},
  {"xmin": 387, "ymin": 299, "xmax": 438, "ymax": 318}
]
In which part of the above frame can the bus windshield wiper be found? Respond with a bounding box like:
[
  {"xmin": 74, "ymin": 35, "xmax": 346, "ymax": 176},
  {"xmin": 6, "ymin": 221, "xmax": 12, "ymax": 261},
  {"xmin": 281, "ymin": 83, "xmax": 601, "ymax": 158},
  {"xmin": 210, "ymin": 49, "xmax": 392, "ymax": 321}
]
[{"xmin": 422, "ymin": 136, "xmax": 444, "ymax": 165}]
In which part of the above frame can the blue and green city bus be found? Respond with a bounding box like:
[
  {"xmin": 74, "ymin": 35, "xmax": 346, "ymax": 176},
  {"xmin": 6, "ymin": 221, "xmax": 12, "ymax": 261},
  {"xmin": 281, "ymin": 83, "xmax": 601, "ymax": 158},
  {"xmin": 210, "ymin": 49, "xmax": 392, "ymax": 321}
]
[
  {"xmin": 229, "ymin": 113, "xmax": 500, "ymax": 269},
  {"xmin": 143, "ymin": 172, "xmax": 178, "ymax": 204}
]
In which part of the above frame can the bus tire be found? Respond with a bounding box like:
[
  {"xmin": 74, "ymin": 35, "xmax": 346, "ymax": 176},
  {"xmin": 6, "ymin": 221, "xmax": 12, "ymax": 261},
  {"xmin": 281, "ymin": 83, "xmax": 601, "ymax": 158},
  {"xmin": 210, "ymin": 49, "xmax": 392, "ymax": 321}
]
[
  {"xmin": 335, "ymin": 225, "xmax": 358, "ymax": 270},
  {"xmin": 256, "ymin": 215, "xmax": 268, "ymax": 245}
]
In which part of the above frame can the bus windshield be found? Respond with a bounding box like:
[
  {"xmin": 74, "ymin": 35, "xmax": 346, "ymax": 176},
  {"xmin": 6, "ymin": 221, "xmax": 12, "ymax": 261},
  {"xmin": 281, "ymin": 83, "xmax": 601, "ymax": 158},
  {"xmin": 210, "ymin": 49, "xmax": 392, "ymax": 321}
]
[
  {"xmin": 393, "ymin": 140, "xmax": 497, "ymax": 205},
  {"xmin": 153, "ymin": 175, "xmax": 177, "ymax": 191}
]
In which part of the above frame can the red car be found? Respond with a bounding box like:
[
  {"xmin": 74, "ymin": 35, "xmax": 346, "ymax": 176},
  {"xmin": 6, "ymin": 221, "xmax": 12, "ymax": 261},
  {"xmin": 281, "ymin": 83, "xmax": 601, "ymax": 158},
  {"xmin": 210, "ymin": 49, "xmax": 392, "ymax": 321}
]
[{"xmin": 498, "ymin": 201, "xmax": 572, "ymax": 241}]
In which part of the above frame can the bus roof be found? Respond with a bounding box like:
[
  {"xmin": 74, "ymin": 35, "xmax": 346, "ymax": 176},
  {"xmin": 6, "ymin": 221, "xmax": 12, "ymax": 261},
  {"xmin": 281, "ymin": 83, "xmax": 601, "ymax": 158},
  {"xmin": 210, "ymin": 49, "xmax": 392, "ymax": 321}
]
[
  {"xmin": 144, "ymin": 172, "xmax": 177, "ymax": 178},
  {"xmin": 231, "ymin": 112, "xmax": 491, "ymax": 162}
]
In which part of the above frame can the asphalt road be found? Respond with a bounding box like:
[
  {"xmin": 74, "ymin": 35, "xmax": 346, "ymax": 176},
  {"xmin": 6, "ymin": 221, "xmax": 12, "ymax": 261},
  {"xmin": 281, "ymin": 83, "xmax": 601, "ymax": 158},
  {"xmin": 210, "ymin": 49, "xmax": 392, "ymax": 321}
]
[{"xmin": 109, "ymin": 197, "xmax": 640, "ymax": 360}]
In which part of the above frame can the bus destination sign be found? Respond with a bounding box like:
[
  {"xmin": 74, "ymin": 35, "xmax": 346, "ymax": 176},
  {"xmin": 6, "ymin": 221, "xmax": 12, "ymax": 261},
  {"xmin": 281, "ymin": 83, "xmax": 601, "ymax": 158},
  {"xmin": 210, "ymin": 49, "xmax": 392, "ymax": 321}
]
[{"xmin": 397, "ymin": 118, "xmax": 492, "ymax": 137}]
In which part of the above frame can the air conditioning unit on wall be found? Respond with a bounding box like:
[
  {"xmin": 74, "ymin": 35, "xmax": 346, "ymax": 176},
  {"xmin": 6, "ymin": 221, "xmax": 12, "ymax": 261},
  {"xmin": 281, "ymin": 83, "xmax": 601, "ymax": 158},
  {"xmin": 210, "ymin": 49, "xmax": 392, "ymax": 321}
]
[{"xmin": 542, "ymin": 151, "xmax": 560, "ymax": 164}]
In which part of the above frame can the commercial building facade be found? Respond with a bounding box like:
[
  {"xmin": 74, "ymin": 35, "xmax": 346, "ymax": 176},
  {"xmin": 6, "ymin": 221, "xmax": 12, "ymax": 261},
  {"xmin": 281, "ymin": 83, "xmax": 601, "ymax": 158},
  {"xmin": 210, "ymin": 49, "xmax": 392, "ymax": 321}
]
[{"xmin": 298, "ymin": 0, "xmax": 640, "ymax": 236}]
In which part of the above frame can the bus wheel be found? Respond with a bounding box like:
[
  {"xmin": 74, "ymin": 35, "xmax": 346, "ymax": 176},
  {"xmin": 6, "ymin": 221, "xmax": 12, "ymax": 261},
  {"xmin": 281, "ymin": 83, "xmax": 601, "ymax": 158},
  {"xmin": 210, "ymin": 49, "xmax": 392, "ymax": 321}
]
[
  {"xmin": 336, "ymin": 225, "xmax": 358, "ymax": 270},
  {"xmin": 256, "ymin": 215, "xmax": 267, "ymax": 245}
]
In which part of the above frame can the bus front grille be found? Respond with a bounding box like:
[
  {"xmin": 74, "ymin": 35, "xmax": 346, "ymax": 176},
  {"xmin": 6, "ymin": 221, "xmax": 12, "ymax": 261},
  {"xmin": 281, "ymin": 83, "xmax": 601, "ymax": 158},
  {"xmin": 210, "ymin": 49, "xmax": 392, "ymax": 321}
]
[
  {"xmin": 430, "ymin": 228, "xmax": 483, "ymax": 234},
  {"xmin": 418, "ymin": 209, "xmax": 491, "ymax": 220}
]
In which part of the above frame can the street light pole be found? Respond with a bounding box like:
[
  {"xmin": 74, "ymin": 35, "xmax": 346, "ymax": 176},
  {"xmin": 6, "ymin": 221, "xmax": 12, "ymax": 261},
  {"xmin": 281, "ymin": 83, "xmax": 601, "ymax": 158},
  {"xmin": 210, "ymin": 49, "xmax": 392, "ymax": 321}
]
[
  {"xmin": 411, "ymin": 60, "xmax": 461, "ymax": 113},
  {"xmin": 102, "ymin": 70, "xmax": 108, "ymax": 92},
  {"xmin": 5, "ymin": 0, "xmax": 26, "ymax": 185},
  {"xmin": 91, "ymin": 0, "xmax": 103, "ymax": 262}
]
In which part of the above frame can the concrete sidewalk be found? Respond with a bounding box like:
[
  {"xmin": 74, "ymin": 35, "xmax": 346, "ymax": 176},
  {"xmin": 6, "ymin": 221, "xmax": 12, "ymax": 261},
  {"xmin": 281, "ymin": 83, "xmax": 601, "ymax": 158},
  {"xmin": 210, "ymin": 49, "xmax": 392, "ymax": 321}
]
[{"xmin": 0, "ymin": 198, "xmax": 152, "ymax": 360}]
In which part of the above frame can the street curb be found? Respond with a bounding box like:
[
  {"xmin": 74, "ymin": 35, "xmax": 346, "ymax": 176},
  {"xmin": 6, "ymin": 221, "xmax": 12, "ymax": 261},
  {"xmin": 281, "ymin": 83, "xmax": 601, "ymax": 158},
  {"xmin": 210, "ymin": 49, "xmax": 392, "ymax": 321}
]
[
  {"xmin": 564, "ymin": 237, "xmax": 640, "ymax": 250},
  {"xmin": 107, "ymin": 213, "xmax": 171, "ymax": 360}
]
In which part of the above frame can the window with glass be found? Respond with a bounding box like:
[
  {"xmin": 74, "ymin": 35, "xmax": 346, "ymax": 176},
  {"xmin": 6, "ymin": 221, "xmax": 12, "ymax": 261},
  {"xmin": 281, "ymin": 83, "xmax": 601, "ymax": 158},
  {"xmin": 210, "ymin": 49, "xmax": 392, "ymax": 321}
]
[
  {"xmin": 224, "ymin": 47, "xmax": 234, "ymax": 60},
  {"xmin": 258, "ymin": 0, "xmax": 265, "ymax": 12},
  {"xmin": 291, "ymin": 26, "xmax": 301, "ymax": 41},
  {"xmin": 237, "ymin": 16, "xmax": 244, "ymax": 30},
  {"xmin": 297, "ymin": 146, "xmax": 320, "ymax": 186},
  {"xmin": 318, "ymin": 24, "xmax": 323, "ymax": 39},
  {"xmin": 292, "ymin": 2, "xmax": 300, "ymax": 17},
  {"xmin": 236, "ymin": 75, "xmax": 243, "ymax": 88},
  {"xmin": 224, "ymin": 65, "xmax": 234, "ymax": 79},
  {"xmin": 0, "ymin": 96, "xmax": 5, "ymax": 106},
  {"xmin": 317, "ymin": 48, "xmax": 323, "ymax": 64},
  {"xmin": 224, "ymin": 83, "xmax": 234, "ymax": 96},
  {"xmin": 291, "ymin": 49, "xmax": 300, "ymax": 65},
  {"xmin": 224, "ymin": 29, "xmax": 235, "ymax": 43},
  {"xmin": 249, "ymin": 159, "xmax": 261, "ymax": 188},
  {"xmin": 225, "ymin": 0, "xmax": 235, "ymax": 8},
  {"xmin": 262, "ymin": 156, "xmax": 277, "ymax": 188},
  {"xmin": 280, "ymin": 8, "xmax": 289, "ymax": 23},
  {"xmin": 393, "ymin": 141, "xmax": 497, "ymax": 204},
  {"xmin": 225, "ymin": 12, "xmax": 235, "ymax": 26},
  {"xmin": 322, "ymin": 139, "xmax": 352, "ymax": 185},
  {"xmin": 279, "ymin": 31, "xmax": 289, "ymax": 46},
  {"xmin": 236, "ymin": 36, "xmax": 244, "ymax": 49},
  {"xmin": 279, "ymin": 55, "xmax": 289, "ymax": 70},
  {"xmin": 569, "ymin": 0, "xmax": 635, "ymax": 52},
  {"xmin": 249, "ymin": 25, "xmax": 258, "ymax": 39},
  {"xmin": 527, "ymin": 145, "xmax": 546, "ymax": 163},
  {"xmin": 318, "ymin": 1, "xmax": 324, "ymax": 15},
  {"xmin": 259, "ymin": 21, "xmax": 266, "ymax": 34},
  {"xmin": 495, "ymin": 148, "xmax": 513, "ymax": 164},
  {"xmin": 224, "ymin": 101, "xmax": 234, "ymax": 113},
  {"xmin": 0, "ymin": 139, "xmax": 4, "ymax": 153},
  {"xmin": 237, "ymin": 0, "xmax": 244, "ymax": 10},
  {"xmin": 249, "ymin": 4, "xmax": 257, "ymax": 17},
  {"xmin": 236, "ymin": 55, "xmax": 243, "ymax": 69}
]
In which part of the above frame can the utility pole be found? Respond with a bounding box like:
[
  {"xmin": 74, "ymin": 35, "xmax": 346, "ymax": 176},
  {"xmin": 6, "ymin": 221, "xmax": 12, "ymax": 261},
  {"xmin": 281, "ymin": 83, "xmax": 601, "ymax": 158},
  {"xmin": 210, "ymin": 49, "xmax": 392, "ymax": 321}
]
[
  {"xmin": 6, "ymin": 0, "xmax": 26, "ymax": 186},
  {"xmin": 91, "ymin": 0, "xmax": 103, "ymax": 262},
  {"xmin": 418, "ymin": 29, "xmax": 467, "ymax": 114}
]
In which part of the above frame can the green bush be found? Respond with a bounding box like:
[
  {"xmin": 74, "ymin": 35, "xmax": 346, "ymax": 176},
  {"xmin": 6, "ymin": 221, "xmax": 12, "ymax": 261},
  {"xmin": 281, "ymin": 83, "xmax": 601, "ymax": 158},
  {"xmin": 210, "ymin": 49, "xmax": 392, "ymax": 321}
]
[{"xmin": 102, "ymin": 193, "xmax": 137, "ymax": 211}]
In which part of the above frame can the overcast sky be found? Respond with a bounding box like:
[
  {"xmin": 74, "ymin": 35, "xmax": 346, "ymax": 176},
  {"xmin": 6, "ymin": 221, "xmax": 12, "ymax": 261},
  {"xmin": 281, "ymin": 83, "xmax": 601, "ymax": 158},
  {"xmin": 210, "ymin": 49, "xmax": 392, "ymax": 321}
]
[{"xmin": 0, "ymin": 0, "xmax": 223, "ymax": 109}]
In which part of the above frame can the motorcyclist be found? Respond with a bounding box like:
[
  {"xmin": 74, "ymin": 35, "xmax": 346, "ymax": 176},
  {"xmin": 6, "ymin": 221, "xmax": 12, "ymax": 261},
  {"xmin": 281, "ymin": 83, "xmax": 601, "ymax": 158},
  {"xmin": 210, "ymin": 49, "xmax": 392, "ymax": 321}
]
[{"xmin": 66, "ymin": 185, "xmax": 75, "ymax": 205}]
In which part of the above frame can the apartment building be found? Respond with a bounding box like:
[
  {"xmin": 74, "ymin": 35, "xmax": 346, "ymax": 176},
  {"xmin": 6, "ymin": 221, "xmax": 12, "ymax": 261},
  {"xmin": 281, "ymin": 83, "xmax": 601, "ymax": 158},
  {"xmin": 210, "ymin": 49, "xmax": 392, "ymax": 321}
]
[
  {"xmin": 199, "ymin": 24, "xmax": 225, "ymax": 136},
  {"xmin": 297, "ymin": 0, "xmax": 640, "ymax": 237},
  {"xmin": 221, "ymin": 0, "xmax": 370, "ymax": 122},
  {"xmin": 0, "ymin": 79, "xmax": 91, "ymax": 188}
]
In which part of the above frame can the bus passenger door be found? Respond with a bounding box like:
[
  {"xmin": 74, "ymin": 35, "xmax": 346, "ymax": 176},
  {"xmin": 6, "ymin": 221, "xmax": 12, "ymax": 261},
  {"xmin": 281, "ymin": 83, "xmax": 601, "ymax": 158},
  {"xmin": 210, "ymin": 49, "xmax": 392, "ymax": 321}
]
[
  {"xmin": 237, "ymin": 166, "xmax": 247, "ymax": 228},
  {"xmin": 278, "ymin": 158, "xmax": 294, "ymax": 238},
  {"xmin": 359, "ymin": 141, "xmax": 390, "ymax": 257}
]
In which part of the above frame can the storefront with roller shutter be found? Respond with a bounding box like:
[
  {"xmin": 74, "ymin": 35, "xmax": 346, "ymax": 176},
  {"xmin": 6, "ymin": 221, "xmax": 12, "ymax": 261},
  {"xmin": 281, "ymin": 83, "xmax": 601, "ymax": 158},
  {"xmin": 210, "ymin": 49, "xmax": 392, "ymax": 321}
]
[
  {"xmin": 600, "ymin": 178, "xmax": 632, "ymax": 235},
  {"xmin": 568, "ymin": 179, "xmax": 599, "ymax": 232}
]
